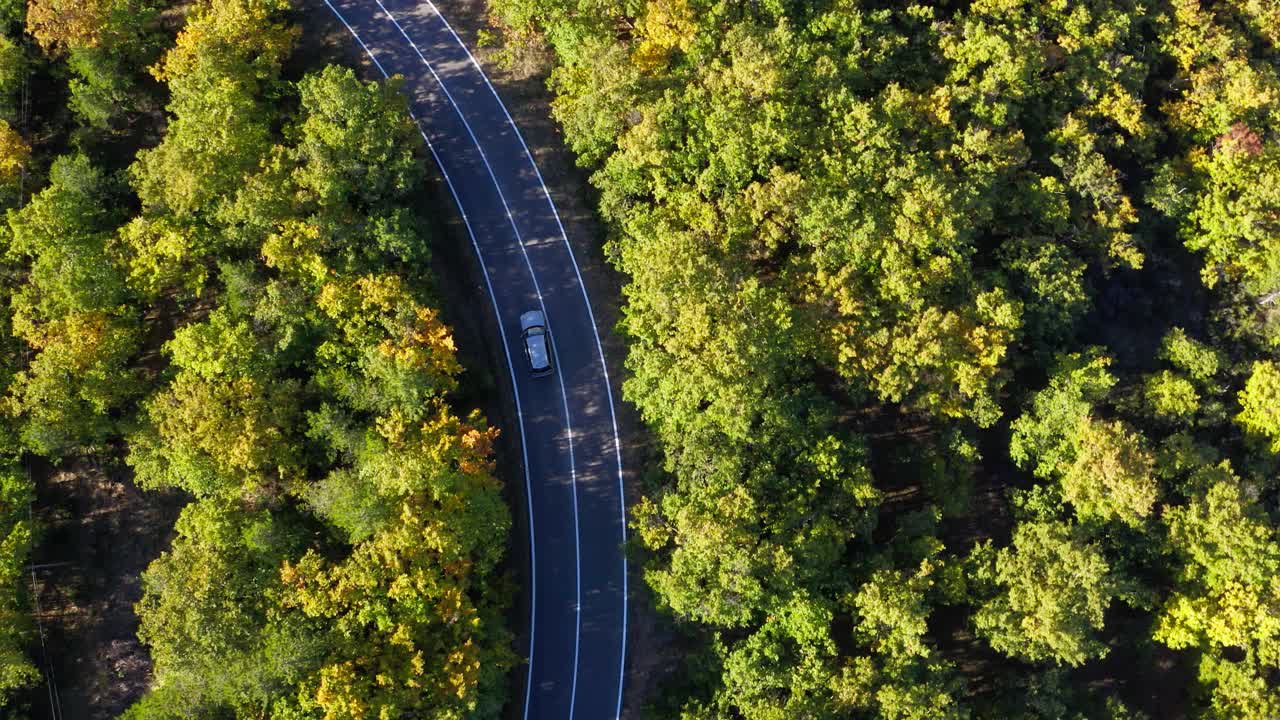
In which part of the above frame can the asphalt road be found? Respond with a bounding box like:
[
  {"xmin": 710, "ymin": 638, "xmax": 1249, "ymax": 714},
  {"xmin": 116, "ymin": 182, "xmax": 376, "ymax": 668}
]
[{"xmin": 320, "ymin": 2, "xmax": 628, "ymax": 718}]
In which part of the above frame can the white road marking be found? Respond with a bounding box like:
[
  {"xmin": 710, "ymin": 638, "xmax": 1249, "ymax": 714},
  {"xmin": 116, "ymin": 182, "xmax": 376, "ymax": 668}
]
[
  {"xmin": 360, "ymin": 3, "xmax": 588, "ymax": 718},
  {"xmin": 415, "ymin": 5, "xmax": 629, "ymax": 716},
  {"xmin": 318, "ymin": 2, "xmax": 547, "ymax": 714}
]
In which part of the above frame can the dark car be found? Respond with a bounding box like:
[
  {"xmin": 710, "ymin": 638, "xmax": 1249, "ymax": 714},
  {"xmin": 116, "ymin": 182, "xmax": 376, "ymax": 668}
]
[{"xmin": 520, "ymin": 310, "xmax": 554, "ymax": 377}]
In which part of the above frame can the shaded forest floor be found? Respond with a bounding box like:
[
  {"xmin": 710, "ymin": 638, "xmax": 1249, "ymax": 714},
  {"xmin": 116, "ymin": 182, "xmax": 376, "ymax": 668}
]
[{"xmin": 23, "ymin": 456, "xmax": 183, "ymax": 718}]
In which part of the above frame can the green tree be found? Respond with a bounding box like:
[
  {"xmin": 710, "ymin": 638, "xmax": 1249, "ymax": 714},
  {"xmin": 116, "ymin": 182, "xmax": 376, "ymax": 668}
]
[
  {"xmin": 131, "ymin": 499, "xmax": 320, "ymax": 717},
  {"xmin": 1155, "ymin": 475, "xmax": 1280, "ymax": 718},
  {"xmin": 116, "ymin": 216, "xmax": 215, "ymax": 299},
  {"xmin": 0, "ymin": 464, "xmax": 37, "ymax": 705},
  {"xmin": 427, "ymin": 0, "xmax": 1280, "ymax": 714},
  {"xmin": 712, "ymin": 594, "xmax": 844, "ymax": 719},
  {"xmin": 130, "ymin": 0, "xmax": 296, "ymax": 218},
  {"xmin": 1143, "ymin": 371, "xmax": 1200, "ymax": 420},
  {"xmin": 973, "ymin": 521, "xmax": 1117, "ymax": 666},
  {"xmin": 1008, "ymin": 353, "xmax": 1158, "ymax": 525},
  {"xmin": 853, "ymin": 563, "xmax": 938, "ymax": 662},
  {"xmin": 1048, "ymin": 115, "xmax": 1143, "ymax": 270},
  {"xmin": 1160, "ymin": 327, "xmax": 1222, "ymax": 383},
  {"xmin": 1010, "ymin": 351, "xmax": 1116, "ymax": 480},
  {"xmin": 0, "ymin": 36, "xmax": 24, "ymax": 114},
  {"xmin": 1181, "ymin": 139, "xmax": 1280, "ymax": 298},
  {"xmin": 1237, "ymin": 361, "xmax": 1280, "ymax": 452},
  {"xmin": 4, "ymin": 154, "xmax": 139, "ymax": 454},
  {"xmin": 1148, "ymin": 0, "xmax": 1280, "ymax": 330},
  {"xmin": 1061, "ymin": 417, "xmax": 1158, "ymax": 526},
  {"xmin": 6, "ymin": 153, "xmax": 127, "ymax": 319},
  {"xmin": 293, "ymin": 66, "xmax": 423, "ymax": 211},
  {"xmin": 129, "ymin": 308, "xmax": 301, "ymax": 499}
]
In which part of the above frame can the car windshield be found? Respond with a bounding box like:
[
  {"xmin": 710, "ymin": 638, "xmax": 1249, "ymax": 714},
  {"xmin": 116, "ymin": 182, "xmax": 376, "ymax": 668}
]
[{"xmin": 526, "ymin": 327, "xmax": 550, "ymax": 369}]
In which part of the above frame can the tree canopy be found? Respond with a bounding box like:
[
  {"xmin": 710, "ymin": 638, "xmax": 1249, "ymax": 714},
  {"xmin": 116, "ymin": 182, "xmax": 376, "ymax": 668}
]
[
  {"xmin": 6, "ymin": 0, "xmax": 1280, "ymax": 716},
  {"xmin": 117, "ymin": 6, "xmax": 511, "ymax": 715},
  {"xmin": 0, "ymin": 0, "xmax": 516, "ymax": 716},
  {"xmin": 488, "ymin": 0, "xmax": 1280, "ymax": 716}
]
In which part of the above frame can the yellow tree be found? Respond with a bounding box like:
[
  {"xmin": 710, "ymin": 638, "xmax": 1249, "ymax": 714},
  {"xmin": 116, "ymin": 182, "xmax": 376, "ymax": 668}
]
[
  {"xmin": 1237, "ymin": 361, "xmax": 1280, "ymax": 452},
  {"xmin": 0, "ymin": 121, "xmax": 28, "ymax": 198},
  {"xmin": 26, "ymin": 0, "xmax": 114, "ymax": 52},
  {"xmin": 1062, "ymin": 417, "xmax": 1159, "ymax": 526},
  {"xmin": 314, "ymin": 274, "xmax": 461, "ymax": 419},
  {"xmin": 632, "ymin": 0, "xmax": 695, "ymax": 73},
  {"xmin": 6, "ymin": 311, "xmax": 141, "ymax": 456},
  {"xmin": 1156, "ymin": 475, "xmax": 1280, "ymax": 718},
  {"xmin": 282, "ymin": 407, "xmax": 511, "ymax": 720}
]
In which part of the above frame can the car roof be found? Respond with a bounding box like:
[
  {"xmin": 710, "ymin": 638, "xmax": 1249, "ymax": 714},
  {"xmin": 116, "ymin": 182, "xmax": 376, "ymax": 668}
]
[
  {"xmin": 520, "ymin": 310, "xmax": 545, "ymax": 332},
  {"xmin": 526, "ymin": 330, "xmax": 550, "ymax": 370}
]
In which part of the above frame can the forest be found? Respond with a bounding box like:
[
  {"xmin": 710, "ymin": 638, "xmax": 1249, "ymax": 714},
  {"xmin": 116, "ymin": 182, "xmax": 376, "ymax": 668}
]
[
  {"xmin": 0, "ymin": 0, "xmax": 514, "ymax": 717},
  {"xmin": 2, "ymin": 0, "xmax": 1279, "ymax": 718},
  {"xmin": 483, "ymin": 0, "xmax": 1280, "ymax": 718}
]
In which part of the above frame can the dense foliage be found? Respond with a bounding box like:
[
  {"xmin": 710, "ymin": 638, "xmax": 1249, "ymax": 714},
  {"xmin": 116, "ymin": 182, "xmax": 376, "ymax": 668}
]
[
  {"xmin": 0, "ymin": 4, "xmax": 39, "ymax": 708},
  {"xmin": 489, "ymin": 0, "xmax": 1280, "ymax": 717},
  {"xmin": 1, "ymin": 0, "xmax": 515, "ymax": 717},
  {"xmin": 0, "ymin": 464, "xmax": 36, "ymax": 709},
  {"xmin": 26, "ymin": 0, "xmax": 162, "ymax": 127}
]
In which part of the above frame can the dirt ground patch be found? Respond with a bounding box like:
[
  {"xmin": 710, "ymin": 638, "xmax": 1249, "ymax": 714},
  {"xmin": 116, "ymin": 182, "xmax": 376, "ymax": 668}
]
[{"xmin": 22, "ymin": 455, "xmax": 183, "ymax": 719}]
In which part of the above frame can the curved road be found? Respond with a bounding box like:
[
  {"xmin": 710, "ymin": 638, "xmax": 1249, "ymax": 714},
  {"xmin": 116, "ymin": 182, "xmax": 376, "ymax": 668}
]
[{"xmin": 319, "ymin": 2, "xmax": 628, "ymax": 718}]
